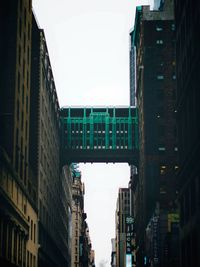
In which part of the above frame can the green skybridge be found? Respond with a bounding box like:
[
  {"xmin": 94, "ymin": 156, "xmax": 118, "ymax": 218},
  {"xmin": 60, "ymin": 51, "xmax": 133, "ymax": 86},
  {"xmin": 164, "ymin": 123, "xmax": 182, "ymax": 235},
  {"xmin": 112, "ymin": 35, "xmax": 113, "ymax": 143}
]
[{"xmin": 60, "ymin": 106, "xmax": 139, "ymax": 165}]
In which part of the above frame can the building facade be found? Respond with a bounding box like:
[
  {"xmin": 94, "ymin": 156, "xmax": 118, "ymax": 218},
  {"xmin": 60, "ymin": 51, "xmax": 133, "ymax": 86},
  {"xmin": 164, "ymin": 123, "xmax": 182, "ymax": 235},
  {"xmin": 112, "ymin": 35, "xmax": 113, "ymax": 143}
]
[
  {"xmin": 30, "ymin": 13, "xmax": 72, "ymax": 267},
  {"xmin": 0, "ymin": 1, "xmax": 38, "ymax": 266},
  {"xmin": 115, "ymin": 188, "xmax": 130, "ymax": 267},
  {"xmin": 174, "ymin": 1, "xmax": 200, "ymax": 266},
  {"xmin": 133, "ymin": 1, "xmax": 179, "ymax": 266},
  {"xmin": 71, "ymin": 165, "xmax": 85, "ymax": 267}
]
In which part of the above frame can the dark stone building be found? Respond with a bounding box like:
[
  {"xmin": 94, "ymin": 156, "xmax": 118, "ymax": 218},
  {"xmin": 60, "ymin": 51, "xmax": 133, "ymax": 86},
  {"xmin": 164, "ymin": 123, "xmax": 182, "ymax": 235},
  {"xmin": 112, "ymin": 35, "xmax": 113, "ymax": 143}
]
[
  {"xmin": 30, "ymin": 14, "xmax": 72, "ymax": 267},
  {"xmin": 174, "ymin": 1, "xmax": 200, "ymax": 266},
  {"xmin": 133, "ymin": 1, "xmax": 179, "ymax": 266},
  {"xmin": 0, "ymin": 1, "xmax": 38, "ymax": 266}
]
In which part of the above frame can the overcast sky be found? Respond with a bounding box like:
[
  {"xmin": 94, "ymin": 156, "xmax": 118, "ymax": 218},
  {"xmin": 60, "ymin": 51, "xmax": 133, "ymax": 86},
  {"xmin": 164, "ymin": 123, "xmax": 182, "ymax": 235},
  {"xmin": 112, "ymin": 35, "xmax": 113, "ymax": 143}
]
[{"xmin": 32, "ymin": 1, "xmax": 151, "ymax": 266}]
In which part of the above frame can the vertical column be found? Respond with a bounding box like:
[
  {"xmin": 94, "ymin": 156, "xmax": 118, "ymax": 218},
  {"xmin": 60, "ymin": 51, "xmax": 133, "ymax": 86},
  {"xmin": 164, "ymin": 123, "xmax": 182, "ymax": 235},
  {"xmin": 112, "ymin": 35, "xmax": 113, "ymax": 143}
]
[
  {"xmin": 90, "ymin": 108, "xmax": 94, "ymax": 149},
  {"xmin": 112, "ymin": 108, "xmax": 116, "ymax": 149},
  {"xmin": 83, "ymin": 108, "xmax": 86, "ymax": 149},
  {"xmin": 128, "ymin": 107, "xmax": 132, "ymax": 149},
  {"xmin": 67, "ymin": 108, "xmax": 71, "ymax": 148},
  {"xmin": 134, "ymin": 108, "xmax": 139, "ymax": 149},
  {"xmin": 105, "ymin": 108, "xmax": 109, "ymax": 149}
]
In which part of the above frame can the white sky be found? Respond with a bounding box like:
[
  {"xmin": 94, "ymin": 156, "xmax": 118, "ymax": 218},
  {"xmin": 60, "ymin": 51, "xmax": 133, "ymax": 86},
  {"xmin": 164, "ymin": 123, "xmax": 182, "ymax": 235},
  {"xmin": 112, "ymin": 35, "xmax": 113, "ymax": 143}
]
[{"xmin": 32, "ymin": 1, "xmax": 151, "ymax": 266}]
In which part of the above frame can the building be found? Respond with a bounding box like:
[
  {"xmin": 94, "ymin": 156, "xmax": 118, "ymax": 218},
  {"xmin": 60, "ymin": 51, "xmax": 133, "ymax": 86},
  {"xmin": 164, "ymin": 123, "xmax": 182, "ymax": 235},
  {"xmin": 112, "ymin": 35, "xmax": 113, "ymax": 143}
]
[
  {"xmin": 89, "ymin": 250, "xmax": 95, "ymax": 267},
  {"xmin": 115, "ymin": 188, "xmax": 130, "ymax": 267},
  {"xmin": 0, "ymin": 1, "xmax": 38, "ymax": 266},
  {"xmin": 133, "ymin": 1, "xmax": 179, "ymax": 266},
  {"xmin": 30, "ymin": 13, "xmax": 71, "ymax": 267},
  {"xmin": 130, "ymin": 29, "xmax": 136, "ymax": 107},
  {"xmin": 71, "ymin": 164, "xmax": 85, "ymax": 267},
  {"xmin": 174, "ymin": 1, "xmax": 200, "ymax": 266},
  {"xmin": 111, "ymin": 238, "xmax": 116, "ymax": 267}
]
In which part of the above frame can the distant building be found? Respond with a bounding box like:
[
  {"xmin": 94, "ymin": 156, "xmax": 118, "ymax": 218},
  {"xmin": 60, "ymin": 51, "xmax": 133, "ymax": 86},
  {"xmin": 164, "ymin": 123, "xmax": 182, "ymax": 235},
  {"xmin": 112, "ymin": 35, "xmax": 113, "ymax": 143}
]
[
  {"xmin": 133, "ymin": 1, "xmax": 179, "ymax": 266},
  {"xmin": 129, "ymin": 29, "xmax": 136, "ymax": 107},
  {"xmin": 71, "ymin": 164, "xmax": 94, "ymax": 267},
  {"xmin": 90, "ymin": 250, "xmax": 95, "ymax": 267},
  {"xmin": 115, "ymin": 188, "xmax": 130, "ymax": 267},
  {"xmin": 71, "ymin": 164, "xmax": 85, "ymax": 267},
  {"xmin": 111, "ymin": 238, "xmax": 116, "ymax": 267},
  {"xmin": 0, "ymin": 0, "xmax": 38, "ymax": 266},
  {"xmin": 174, "ymin": 1, "xmax": 200, "ymax": 266}
]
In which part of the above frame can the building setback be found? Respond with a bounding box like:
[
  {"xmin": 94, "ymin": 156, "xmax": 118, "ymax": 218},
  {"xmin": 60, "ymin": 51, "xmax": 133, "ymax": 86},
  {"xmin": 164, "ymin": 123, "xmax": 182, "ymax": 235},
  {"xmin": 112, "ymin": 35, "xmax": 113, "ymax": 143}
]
[
  {"xmin": 174, "ymin": 1, "xmax": 200, "ymax": 266},
  {"xmin": 133, "ymin": 1, "xmax": 179, "ymax": 266}
]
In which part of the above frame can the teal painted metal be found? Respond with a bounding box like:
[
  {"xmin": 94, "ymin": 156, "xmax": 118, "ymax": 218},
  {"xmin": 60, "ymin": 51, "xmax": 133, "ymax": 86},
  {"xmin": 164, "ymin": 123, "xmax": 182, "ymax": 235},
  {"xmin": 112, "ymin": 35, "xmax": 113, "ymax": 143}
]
[{"xmin": 60, "ymin": 106, "xmax": 139, "ymax": 163}]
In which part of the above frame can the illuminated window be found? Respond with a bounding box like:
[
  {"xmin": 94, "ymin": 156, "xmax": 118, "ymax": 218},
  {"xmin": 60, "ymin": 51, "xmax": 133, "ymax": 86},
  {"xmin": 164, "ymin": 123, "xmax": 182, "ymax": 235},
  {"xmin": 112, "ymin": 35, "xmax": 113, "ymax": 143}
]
[
  {"xmin": 158, "ymin": 147, "xmax": 166, "ymax": 151},
  {"xmin": 157, "ymin": 75, "xmax": 164, "ymax": 80},
  {"xmin": 160, "ymin": 165, "xmax": 167, "ymax": 175},
  {"xmin": 156, "ymin": 26, "xmax": 163, "ymax": 31},
  {"xmin": 156, "ymin": 40, "xmax": 163, "ymax": 44}
]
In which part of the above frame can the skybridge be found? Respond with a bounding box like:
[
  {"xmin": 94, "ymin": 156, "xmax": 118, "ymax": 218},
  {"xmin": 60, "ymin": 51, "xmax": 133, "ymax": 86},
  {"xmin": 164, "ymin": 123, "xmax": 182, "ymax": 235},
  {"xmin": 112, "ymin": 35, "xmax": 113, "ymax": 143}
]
[{"xmin": 60, "ymin": 106, "xmax": 139, "ymax": 165}]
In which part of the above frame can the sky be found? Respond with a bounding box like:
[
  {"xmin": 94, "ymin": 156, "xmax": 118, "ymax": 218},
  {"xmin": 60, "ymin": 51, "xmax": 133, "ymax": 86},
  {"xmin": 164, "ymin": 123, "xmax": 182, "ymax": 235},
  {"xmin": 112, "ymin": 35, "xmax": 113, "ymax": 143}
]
[{"xmin": 32, "ymin": 0, "xmax": 151, "ymax": 266}]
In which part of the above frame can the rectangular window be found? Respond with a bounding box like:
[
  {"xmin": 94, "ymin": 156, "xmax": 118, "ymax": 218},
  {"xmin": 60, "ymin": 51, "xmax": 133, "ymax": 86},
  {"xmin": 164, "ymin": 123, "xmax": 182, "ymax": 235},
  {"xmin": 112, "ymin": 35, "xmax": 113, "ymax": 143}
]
[
  {"xmin": 156, "ymin": 26, "xmax": 163, "ymax": 31},
  {"xmin": 158, "ymin": 147, "xmax": 166, "ymax": 151},
  {"xmin": 156, "ymin": 40, "xmax": 163, "ymax": 44},
  {"xmin": 157, "ymin": 75, "xmax": 164, "ymax": 80},
  {"xmin": 160, "ymin": 165, "xmax": 167, "ymax": 175}
]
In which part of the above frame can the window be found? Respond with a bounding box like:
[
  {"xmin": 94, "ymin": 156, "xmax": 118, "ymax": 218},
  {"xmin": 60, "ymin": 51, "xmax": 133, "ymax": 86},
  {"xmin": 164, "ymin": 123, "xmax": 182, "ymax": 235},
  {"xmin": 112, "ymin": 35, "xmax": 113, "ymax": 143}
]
[
  {"xmin": 156, "ymin": 40, "xmax": 163, "ymax": 44},
  {"xmin": 157, "ymin": 75, "xmax": 164, "ymax": 80},
  {"xmin": 160, "ymin": 165, "xmax": 167, "ymax": 175},
  {"xmin": 171, "ymin": 23, "xmax": 175, "ymax": 31},
  {"xmin": 158, "ymin": 146, "xmax": 166, "ymax": 151},
  {"xmin": 156, "ymin": 26, "xmax": 163, "ymax": 31}
]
